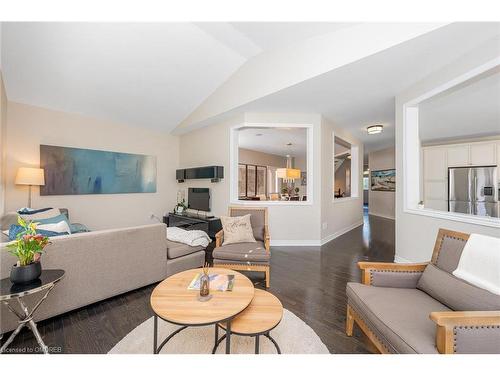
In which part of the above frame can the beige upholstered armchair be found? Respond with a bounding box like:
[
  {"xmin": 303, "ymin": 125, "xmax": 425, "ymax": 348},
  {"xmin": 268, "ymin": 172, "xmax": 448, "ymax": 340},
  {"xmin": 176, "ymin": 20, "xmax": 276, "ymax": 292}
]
[
  {"xmin": 346, "ymin": 229, "xmax": 500, "ymax": 354},
  {"xmin": 213, "ymin": 206, "xmax": 271, "ymax": 287}
]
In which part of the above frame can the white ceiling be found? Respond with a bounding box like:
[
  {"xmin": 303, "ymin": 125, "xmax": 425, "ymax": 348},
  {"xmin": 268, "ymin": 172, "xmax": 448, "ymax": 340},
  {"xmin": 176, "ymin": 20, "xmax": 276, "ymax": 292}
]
[
  {"xmin": 1, "ymin": 22, "xmax": 355, "ymax": 133},
  {"xmin": 2, "ymin": 22, "xmax": 499, "ymax": 153},
  {"xmin": 419, "ymin": 68, "xmax": 500, "ymax": 143},
  {"xmin": 228, "ymin": 22, "xmax": 356, "ymax": 52},
  {"xmin": 1, "ymin": 22, "xmax": 249, "ymax": 132},
  {"xmin": 238, "ymin": 127, "xmax": 307, "ymax": 157},
  {"xmin": 211, "ymin": 23, "xmax": 500, "ymax": 153}
]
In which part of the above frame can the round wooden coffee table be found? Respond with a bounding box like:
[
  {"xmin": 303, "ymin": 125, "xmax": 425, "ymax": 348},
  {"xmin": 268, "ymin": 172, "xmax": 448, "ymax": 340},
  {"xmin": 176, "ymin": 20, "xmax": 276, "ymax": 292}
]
[
  {"xmin": 150, "ymin": 268, "xmax": 254, "ymax": 354},
  {"xmin": 212, "ymin": 289, "xmax": 283, "ymax": 354}
]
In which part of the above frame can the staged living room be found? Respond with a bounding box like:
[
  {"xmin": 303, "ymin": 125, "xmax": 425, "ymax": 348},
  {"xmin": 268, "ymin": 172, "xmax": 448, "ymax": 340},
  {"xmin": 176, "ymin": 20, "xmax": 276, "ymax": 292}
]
[{"xmin": 1, "ymin": 17, "xmax": 500, "ymax": 365}]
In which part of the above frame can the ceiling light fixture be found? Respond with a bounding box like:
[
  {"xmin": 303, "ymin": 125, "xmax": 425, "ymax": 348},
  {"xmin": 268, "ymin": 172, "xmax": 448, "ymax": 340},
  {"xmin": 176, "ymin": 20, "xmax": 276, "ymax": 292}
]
[{"xmin": 367, "ymin": 125, "xmax": 383, "ymax": 135}]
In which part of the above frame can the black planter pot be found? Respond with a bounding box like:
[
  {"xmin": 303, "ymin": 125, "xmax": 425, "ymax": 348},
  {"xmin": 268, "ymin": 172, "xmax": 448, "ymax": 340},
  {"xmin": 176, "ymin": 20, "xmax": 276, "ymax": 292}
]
[{"xmin": 10, "ymin": 261, "xmax": 42, "ymax": 284}]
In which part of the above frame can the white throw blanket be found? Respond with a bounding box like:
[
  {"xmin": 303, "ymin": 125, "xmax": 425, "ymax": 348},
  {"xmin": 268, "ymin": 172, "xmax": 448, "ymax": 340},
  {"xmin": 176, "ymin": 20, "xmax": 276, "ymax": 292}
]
[
  {"xmin": 452, "ymin": 233, "xmax": 500, "ymax": 295},
  {"xmin": 166, "ymin": 226, "xmax": 211, "ymax": 248}
]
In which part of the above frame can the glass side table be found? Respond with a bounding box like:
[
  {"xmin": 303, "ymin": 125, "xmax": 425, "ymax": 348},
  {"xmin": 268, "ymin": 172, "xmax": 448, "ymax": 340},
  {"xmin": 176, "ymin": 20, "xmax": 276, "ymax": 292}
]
[{"xmin": 0, "ymin": 269, "xmax": 65, "ymax": 354}]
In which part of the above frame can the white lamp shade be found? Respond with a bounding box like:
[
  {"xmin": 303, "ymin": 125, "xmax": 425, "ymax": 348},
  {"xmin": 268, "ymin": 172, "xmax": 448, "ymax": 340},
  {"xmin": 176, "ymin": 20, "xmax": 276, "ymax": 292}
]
[
  {"xmin": 276, "ymin": 168, "xmax": 301, "ymax": 180},
  {"xmin": 15, "ymin": 167, "xmax": 45, "ymax": 186}
]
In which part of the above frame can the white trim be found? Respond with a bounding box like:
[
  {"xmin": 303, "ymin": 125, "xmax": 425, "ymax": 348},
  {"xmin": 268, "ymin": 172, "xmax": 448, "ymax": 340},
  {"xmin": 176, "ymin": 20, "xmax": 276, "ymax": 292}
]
[
  {"xmin": 332, "ymin": 132, "xmax": 360, "ymax": 202},
  {"xmin": 332, "ymin": 196, "xmax": 360, "ymax": 204},
  {"xmin": 230, "ymin": 122, "xmax": 314, "ymax": 206},
  {"xmin": 270, "ymin": 239, "xmax": 321, "ymax": 247},
  {"xmin": 320, "ymin": 220, "xmax": 364, "ymax": 246},
  {"xmin": 406, "ymin": 207, "xmax": 500, "ymax": 228},
  {"xmin": 402, "ymin": 57, "xmax": 500, "ymax": 228},
  {"xmin": 394, "ymin": 255, "xmax": 414, "ymax": 263},
  {"xmin": 368, "ymin": 212, "xmax": 395, "ymax": 220}
]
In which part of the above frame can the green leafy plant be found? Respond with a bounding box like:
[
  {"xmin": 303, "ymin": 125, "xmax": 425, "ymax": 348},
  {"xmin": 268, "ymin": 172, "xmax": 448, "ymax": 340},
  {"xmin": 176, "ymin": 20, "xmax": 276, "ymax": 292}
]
[{"xmin": 6, "ymin": 217, "xmax": 50, "ymax": 266}]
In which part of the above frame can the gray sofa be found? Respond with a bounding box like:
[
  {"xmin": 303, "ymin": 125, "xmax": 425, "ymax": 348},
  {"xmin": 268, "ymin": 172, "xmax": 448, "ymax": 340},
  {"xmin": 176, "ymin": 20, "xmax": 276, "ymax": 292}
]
[
  {"xmin": 346, "ymin": 228, "xmax": 500, "ymax": 354},
  {"xmin": 1, "ymin": 218, "xmax": 205, "ymax": 334}
]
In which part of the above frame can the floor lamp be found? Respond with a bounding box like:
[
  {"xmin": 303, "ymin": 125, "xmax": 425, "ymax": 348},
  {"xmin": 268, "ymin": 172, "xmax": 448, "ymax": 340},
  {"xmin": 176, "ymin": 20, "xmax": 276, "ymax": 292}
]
[{"xmin": 15, "ymin": 167, "xmax": 45, "ymax": 208}]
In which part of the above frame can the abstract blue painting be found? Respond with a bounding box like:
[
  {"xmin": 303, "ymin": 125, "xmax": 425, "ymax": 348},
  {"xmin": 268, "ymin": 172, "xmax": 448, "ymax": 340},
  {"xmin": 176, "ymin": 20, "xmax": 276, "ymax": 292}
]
[{"xmin": 40, "ymin": 145, "xmax": 157, "ymax": 195}]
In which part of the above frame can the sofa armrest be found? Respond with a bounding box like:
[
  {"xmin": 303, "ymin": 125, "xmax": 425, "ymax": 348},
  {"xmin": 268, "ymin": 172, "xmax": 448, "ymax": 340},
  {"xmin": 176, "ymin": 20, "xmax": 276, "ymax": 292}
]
[
  {"xmin": 264, "ymin": 225, "xmax": 270, "ymax": 252},
  {"xmin": 358, "ymin": 262, "xmax": 428, "ymax": 287},
  {"xmin": 215, "ymin": 229, "xmax": 224, "ymax": 248},
  {"xmin": 430, "ymin": 311, "xmax": 500, "ymax": 354}
]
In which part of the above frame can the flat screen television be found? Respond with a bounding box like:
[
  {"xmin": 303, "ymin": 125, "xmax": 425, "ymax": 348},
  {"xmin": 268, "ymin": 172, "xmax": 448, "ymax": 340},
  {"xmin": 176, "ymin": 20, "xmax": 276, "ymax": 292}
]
[{"xmin": 188, "ymin": 188, "xmax": 210, "ymax": 211}]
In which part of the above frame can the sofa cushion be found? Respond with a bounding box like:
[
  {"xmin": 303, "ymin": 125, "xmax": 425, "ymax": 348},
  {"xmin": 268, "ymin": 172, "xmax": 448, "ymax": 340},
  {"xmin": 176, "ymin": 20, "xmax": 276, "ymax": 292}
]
[
  {"xmin": 347, "ymin": 282, "xmax": 450, "ymax": 353},
  {"xmin": 213, "ymin": 241, "xmax": 269, "ymax": 263},
  {"xmin": 166, "ymin": 239, "xmax": 203, "ymax": 259},
  {"xmin": 417, "ymin": 263, "xmax": 500, "ymax": 311}
]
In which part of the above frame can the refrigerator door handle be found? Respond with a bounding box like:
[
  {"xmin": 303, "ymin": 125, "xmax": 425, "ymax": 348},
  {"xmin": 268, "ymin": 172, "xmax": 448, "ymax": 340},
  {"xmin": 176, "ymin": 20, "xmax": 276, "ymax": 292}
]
[{"xmin": 473, "ymin": 174, "xmax": 477, "ymax": 215}]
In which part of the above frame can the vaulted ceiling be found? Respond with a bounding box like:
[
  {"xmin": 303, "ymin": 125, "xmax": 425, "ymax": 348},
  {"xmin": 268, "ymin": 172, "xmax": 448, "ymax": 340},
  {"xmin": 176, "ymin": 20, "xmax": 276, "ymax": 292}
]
[{"xmin": 1, "ymin": 22, "xmax": 499, "ymax": 153}]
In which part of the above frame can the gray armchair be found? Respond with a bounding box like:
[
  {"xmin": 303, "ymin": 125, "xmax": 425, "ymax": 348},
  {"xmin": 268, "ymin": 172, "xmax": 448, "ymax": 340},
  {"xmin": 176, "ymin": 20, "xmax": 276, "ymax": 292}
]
[
  {"xmin": 346, "ymin": 228, "xmax": 500, "ymax": 354},
  {"xmin": 213, "ymin": 206, "xmax": 270, "ymax": 287}
]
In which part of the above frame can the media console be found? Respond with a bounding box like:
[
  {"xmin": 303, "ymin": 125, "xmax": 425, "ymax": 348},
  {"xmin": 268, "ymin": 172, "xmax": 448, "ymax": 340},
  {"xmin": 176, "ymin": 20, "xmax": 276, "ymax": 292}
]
[{"xmin": 164, "ymin": 212, "xmax": 222, "ymax": 264}]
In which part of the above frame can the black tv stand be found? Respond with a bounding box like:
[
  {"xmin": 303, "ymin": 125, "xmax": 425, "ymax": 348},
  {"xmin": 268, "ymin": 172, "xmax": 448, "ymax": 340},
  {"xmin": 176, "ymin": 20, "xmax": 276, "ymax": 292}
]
[{"xmin": 163, "ymin": 212, "xmax": 222, "ymax": 240}]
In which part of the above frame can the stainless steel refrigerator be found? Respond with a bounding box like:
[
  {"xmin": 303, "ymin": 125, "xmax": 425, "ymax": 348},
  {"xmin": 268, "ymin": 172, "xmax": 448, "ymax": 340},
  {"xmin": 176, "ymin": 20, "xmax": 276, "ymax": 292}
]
[{"xmin": 449, "ymin": 166, "xmax": 499, "ymax": 218}]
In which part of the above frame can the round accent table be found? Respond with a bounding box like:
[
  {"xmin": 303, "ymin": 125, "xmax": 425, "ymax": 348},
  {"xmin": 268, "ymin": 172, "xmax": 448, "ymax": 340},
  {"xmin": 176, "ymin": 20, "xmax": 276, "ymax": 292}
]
[
  {"xmin": 0, "ymin": 269, "xmax": 65, "ymax": 354},
  {"xmin": 150, "ymin": 268, "xmax": 254, "ymax": 354},
  {"xmin": 212, "ymin": 289, "xmax": 283, "ymax": 354}
]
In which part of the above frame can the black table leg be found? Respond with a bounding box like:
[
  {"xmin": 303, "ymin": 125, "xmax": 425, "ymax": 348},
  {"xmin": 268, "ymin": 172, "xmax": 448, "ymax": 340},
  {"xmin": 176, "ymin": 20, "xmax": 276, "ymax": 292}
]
[
  {"xmin": 214, "ymin": 324, "xmax": 218, "ymax": 347},
  {"xmin": 225, "ymin": 320, "xmax": 231, "ymax": 354},
  {"xmin": 255, "ymin": 335, "xmax": 259, "ymax": 354},
  {"xmin": 153, "ymin": 315, "xmax": 158, "ymax": 354}
]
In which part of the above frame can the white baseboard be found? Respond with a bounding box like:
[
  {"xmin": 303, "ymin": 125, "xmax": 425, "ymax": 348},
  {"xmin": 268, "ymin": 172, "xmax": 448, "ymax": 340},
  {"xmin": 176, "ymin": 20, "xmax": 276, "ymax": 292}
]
[
  {"xmin": 270, "ymin": 220, "xmax": 364, "ymax": 247},
  {"xmin": 320, "ymin": 220, "xmax": 364, "ymax": 246},
  {"xmin": 394, "ymin": 255, "xmax": 413, "ymax": 263},
  {"xmin": 270, "ymin": 239, "xmax": 322, "ymax": 247},
  {"xmin": 369, "ymin": 212, "xmax": 395, "ymax": 220}
]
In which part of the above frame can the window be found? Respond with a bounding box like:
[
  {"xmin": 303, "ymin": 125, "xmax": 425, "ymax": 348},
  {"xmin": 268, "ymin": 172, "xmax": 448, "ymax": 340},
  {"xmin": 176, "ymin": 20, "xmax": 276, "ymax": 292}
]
[
  {"xmin": 238, "ymin": 164, "xmax": 267, "ymax": 198},
  {"xmin": 402, "ymin": 62, "xmax": 499, "ymax": 227},
  {"xmin": 231, "ymin": 123, "xmax": 313, "ymax": 204},
  {"xmin": 333, "ymin": 134, "xmax": 359, "ymax": 200}
]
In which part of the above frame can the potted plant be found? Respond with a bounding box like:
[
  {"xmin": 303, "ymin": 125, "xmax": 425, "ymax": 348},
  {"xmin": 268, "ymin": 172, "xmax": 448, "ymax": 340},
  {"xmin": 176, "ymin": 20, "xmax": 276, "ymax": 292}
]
[
  {"xmin": 174, "ymin": 199, "xmax": 187, "ymax": 214},
  {"xmin": 294, "ymin": 187, "xmax": 300, "ymax": 195},
  {"xmin": 6, "ymin": 217, "xmax": 50, "ymax": 284}
]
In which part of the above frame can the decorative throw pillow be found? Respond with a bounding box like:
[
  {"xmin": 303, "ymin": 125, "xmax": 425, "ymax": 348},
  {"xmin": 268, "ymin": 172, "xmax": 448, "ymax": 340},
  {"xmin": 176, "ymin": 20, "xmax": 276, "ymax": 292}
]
[
  {"xmin": 20, "ymin": 208, "xmax": 61, "ymax": 222},
  {"xmin": 36, "ymin": 220, "xmax": 72, "ymax": 235},
  {"xmin": 220, "ymin": 214, "xmax": 256, "ymax": 246}
]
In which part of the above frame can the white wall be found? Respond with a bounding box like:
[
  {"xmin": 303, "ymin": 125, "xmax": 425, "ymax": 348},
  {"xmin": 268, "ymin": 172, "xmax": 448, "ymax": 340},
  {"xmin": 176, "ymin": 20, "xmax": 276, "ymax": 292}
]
[
  {"xmin": 368, "ymin": 147, "xmax": 395, "ymax": 220},
  {"xmin": 395, "ymin": 38, "xmax": 500, "ymax": 263},
  {"xmin": 0, "ymin": 72, "xmax": 6, "ymax": 215},
  {"xmin": 4, "ymin": 102, "xmax": 180, "ymax": 230},
  {"xmin": 179, "ymin": 112, "xmax": 323, "ymax": 245},
  {"xmin": 321, "ymin": 118, "xmax": 364, "ymax": 244},
  {"xmin": 238, "ymin": 148, "xmax": 286, "ymax": 167}
]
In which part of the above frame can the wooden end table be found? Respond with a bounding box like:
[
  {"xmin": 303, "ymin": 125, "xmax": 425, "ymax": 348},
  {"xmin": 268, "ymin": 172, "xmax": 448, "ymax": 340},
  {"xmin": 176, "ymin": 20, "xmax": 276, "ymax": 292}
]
[
  {"xmin": 150, "ymin": 268, "xmax": 254, "ymax": 354},
  {"xmin": 212, "ymin": 289, "xmax": 283, "ymax": 354},
  {"xmin": 0, "ymin": 269, "xmax": 65, "ymax": 354}
]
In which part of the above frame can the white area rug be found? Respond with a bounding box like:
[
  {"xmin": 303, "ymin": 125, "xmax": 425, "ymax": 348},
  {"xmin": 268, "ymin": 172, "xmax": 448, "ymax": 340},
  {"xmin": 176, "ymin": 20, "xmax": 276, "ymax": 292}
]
[{"xmin": 109, "ymin": 309, "xmax": 329, "ymax": 354}]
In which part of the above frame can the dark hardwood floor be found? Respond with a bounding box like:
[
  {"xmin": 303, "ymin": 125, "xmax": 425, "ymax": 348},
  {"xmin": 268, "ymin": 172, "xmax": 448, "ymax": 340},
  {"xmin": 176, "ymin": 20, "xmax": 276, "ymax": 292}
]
[{"xmin": 1, "ymin": 210, "xmax": 395, "ymax": 354}]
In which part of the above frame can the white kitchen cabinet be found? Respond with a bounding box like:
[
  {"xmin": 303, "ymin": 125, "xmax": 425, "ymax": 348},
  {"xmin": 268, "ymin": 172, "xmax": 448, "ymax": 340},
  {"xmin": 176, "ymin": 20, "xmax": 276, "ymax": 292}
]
[
  {"xmin": 424, "ymin": 181, "xmax": 447, "ymax": 200},
  {"xmin": 470, "ymin": 142, "xmax": 496, "ymax": 166},
  {"xmin": 447, "ymin": 145, "xmax": 469, "ymax": 167},
  {"xmin": 423, "ymin": 148, "xmax": 447, "ymax": 180}
]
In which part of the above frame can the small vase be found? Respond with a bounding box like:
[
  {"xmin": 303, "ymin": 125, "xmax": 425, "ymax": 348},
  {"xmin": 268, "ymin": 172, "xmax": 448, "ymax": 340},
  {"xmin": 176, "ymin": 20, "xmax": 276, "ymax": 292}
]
[
  {"xmin": 198, "ymin": 273, "xmax": 211, "ymax": 301},
  {"xmin": 10, "ymin": 261, "xmax": 42, "ymax": 285}
]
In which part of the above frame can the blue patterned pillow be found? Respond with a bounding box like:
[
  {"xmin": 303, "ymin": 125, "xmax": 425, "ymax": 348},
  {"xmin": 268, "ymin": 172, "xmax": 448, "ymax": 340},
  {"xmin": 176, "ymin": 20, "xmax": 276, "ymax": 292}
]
[{"xmin": 8, "ymin": 224, "xmax": 67, "ymax": 241}]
